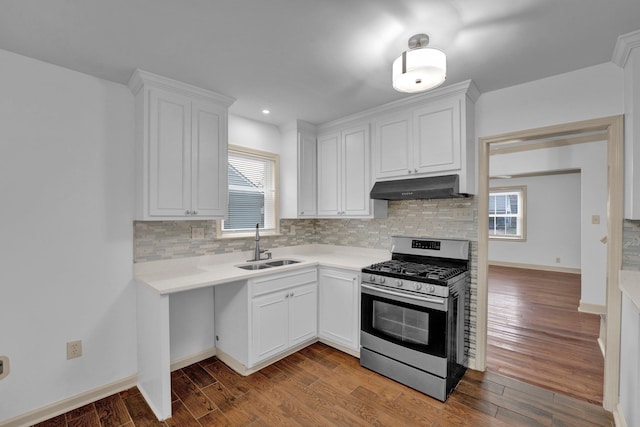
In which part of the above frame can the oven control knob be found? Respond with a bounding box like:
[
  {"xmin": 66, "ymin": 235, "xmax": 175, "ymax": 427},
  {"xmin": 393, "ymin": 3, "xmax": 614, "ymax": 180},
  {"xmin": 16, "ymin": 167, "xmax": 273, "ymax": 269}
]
[
  {"xmin": 395, "ymin": 279, "xmax": 403, "ymax": 287},
  {"xmin": 369, "ymin": 275, "xmax": 376, "ymax": 282},
  {"xmin": 379, "ymin": 277, "xmax": 385, "ymax": 284},
  {"xmin": 429, "ymin": 285, "xmax": 436, "ymax": 293},
  {"xmin": 414, "ymin": 283, "xmax": 422, "ymax": 291}
]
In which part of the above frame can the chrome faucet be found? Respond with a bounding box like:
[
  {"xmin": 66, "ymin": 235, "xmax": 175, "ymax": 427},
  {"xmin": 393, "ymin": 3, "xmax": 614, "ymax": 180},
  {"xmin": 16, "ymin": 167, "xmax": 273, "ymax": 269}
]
[{"xmin": 250, "ymin": 223, "xmax": 271, "ymax": 262}]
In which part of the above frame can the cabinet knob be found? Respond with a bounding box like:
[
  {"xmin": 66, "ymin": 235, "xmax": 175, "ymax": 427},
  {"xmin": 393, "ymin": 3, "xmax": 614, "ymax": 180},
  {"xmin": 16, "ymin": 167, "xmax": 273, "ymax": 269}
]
[
  {"xmin": 185, "ymin": 210, "xmax": 190, "ymax": 215},
  {"xmin": 192, "ymin": 210, "xmax": 198, "ymax": 215},
  {"xmin": 408, "ymin": 169, "xmax": 412, "ymax": 174},
  {"xmin": 300, "ymin": 211, "xmax": 304, "ymax": 215},
  {"xmin": 414, "ymin": 168, "xmax": 418, "ymax": 173}
]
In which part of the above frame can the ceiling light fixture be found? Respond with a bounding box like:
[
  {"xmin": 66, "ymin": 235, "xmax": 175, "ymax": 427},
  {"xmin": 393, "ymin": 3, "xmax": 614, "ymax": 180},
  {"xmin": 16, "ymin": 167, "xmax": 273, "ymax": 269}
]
[
  {"xmin": 392, "ymin": 33, "xmax": 446, "ymax": 93},
  {"xmin": 261, "ymin": 109, "xmax": 270, "ymax": 115}
]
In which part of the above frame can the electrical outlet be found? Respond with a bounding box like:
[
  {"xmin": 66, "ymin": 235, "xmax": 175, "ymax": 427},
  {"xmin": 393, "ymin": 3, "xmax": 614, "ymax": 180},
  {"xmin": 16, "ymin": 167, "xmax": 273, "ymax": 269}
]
[
  {"xmin": 67, "ymin": 340, "xmax": 82, "ymax": 359},
  {"xmin": 555, "ymin": 257, "xmax": 561, "ymax": 263},
  {"xmin": 191, "ymin": 227, "xmax": 205, "ymax": 240},
  {"xmin": 592, "ymin": 215, "xmax": 600, "ymax": 224}
]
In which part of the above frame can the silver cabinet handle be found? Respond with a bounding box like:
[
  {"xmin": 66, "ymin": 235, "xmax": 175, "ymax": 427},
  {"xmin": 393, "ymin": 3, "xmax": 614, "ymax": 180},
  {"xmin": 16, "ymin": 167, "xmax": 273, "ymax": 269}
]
[
  {"xmin": 185, "ymin": 210, "xmax": 190, "ymax": 215},
  {"xmin": 414, "ymin": 168, "xmax": 418, "ymax": 173},
  {"xmin": 192, "ymin": 210, "xmax": 198, "ymax": 215}
]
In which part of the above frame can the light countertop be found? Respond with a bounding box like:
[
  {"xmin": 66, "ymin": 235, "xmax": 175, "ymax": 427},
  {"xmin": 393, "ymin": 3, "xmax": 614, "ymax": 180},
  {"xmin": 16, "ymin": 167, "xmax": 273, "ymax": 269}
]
[{"xmin": 134, "ymin": 244, "xmax": 390, "ymax": 295}]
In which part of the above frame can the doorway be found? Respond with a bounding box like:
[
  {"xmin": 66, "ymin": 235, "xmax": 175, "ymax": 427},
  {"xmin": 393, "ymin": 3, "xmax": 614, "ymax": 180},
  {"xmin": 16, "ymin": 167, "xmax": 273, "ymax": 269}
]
[{"xmin": 475, "ymin": 115, "xmax": 624, "ymax": 411}]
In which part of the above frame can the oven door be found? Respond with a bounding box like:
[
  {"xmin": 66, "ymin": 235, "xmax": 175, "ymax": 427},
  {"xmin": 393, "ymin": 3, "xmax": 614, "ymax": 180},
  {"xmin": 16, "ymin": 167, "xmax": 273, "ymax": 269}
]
[{"xmin": 361, "ymin": 283, "xmax": 448, "ymax": 358}]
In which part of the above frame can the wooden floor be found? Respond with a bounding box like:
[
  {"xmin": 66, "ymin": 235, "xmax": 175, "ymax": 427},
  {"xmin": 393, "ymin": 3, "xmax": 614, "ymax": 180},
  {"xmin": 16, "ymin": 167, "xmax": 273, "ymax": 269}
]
[
  {"xmin": 487, "ymin": 265, "xmax": 605, "ymax": 404},
  {"xmin": 36, "ymin": 342, "xmax": 613, "ymax": 427}
]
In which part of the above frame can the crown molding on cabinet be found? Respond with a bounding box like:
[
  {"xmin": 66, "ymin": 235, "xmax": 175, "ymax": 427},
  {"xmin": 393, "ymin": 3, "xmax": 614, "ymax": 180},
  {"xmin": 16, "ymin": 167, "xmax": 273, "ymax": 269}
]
[
  {"xmin": 317, "ymin": 79, "xmax": 479, "ymax": 133},
  {"xmin": 128, "ymin": 68, "xmax": 236, "ymax": 107},
  {"xmin": 612, "ymin": 29, "xmax": 640, "ymax": 67}
]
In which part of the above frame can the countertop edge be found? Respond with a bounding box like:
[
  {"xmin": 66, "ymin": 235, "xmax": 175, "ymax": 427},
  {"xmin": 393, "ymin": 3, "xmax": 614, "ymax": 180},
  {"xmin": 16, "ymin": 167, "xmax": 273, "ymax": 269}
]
[{"xmin": 134, "ymin": 245, "xmax": 390, "ymax": 295}]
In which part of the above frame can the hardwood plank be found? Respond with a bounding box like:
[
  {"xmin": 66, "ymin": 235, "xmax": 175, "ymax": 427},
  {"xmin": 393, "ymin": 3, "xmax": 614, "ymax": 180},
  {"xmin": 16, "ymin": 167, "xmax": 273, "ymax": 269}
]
[
  {"xmin": 487, "ymin": 265, "xmax": 605, "ymax": 404},
  {"xmin": 170, "ymin": 373, "xmax": 216, "ymax": 418},
  {"xmin": 64, "ymin": 403, "xmax": 95, "ymax": 422},
  {"xmin": 182, "ymin": 363, "xmax": 217, "ymax": 388},
  {"xmin": 200, "ymin": 382, "xmax": 258, "ymax": 426},
  {"xmin": 94, "ymin": 394, "xmax": 132, "ymax": 427},
  {"xmin": 121, "ymin": 393, "xmax": 166, "ymax": 427},
  {"xmin": 37, "ymin": 342, "xmax": 613, "ymax": 427},
  {"xmin": 197, "ymin": 409, "xmax": 233, "ymax": 427},
  {"xmin": 66, "ymin": 410, "xmax": 101, "ymax": 427},
  {"xmin": 164, "ymin": 400, "xmax": 200, "ymax": 427}
]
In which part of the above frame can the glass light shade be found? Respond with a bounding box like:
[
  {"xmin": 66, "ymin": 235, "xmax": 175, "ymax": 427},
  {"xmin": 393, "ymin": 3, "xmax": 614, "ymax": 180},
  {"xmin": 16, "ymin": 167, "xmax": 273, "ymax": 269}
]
[{"xmin": 392, "ymin": 47, "xmax": 446, "ymax": 93}]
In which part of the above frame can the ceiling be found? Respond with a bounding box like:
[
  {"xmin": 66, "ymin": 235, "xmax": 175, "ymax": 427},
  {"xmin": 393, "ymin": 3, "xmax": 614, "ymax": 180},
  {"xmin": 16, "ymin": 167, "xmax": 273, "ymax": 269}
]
[{"xmin": 1, "ymin": 0, "xmax": 639, "ymax": 127}]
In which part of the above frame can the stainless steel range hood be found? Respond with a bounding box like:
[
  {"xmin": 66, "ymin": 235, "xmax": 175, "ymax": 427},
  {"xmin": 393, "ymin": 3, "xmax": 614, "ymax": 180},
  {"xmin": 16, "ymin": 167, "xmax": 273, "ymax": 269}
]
[{"xmin": 369, "ymin": 175, "xmax": 468, "ymax": 200}]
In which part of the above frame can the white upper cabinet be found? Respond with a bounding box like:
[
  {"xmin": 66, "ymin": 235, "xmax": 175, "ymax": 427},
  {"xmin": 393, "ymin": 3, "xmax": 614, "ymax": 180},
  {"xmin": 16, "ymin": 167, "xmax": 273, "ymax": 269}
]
[
  {"xmin": 374, "ymin": 113, "xmax": 411, "ymax": 179},
  {"xmin": 413, "ymin": 98, "xmax": 461, "ymax": 174},
  {"xmin": 372, "ymin": 81, "xmax": 478, "ymax": 194},
  {"xmin": 129, "ymin": 69, "xmax": 235, "ymax": 220},
  {"xmin": 317, "ymin": 124, "xmax": 371, "ymax": 217},
  {"xmin": 279, "ymin": 120, "xmax": 317, "ymax": 218}
]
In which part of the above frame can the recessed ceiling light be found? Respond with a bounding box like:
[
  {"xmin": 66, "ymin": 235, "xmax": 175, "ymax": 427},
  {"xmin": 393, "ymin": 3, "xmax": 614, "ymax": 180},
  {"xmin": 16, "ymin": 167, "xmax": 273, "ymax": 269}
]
[{"xmin": 262, "ymin": 109, "xmax": 270, "ymax": 115}]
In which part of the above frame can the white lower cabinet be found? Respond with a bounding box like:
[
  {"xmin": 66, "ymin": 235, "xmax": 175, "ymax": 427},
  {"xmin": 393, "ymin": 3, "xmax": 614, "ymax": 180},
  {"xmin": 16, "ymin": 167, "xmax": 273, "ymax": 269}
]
[
  {"xmin": 214, "ymin": 268, "xmax": 318, "ymax": 373},
  {"xmin": 318, "ymin": 267, "xmax": 360, "ymax": 354},
  {"xmin": 251, "ymin": 282, "xmax": 317, "ymax": 364}
]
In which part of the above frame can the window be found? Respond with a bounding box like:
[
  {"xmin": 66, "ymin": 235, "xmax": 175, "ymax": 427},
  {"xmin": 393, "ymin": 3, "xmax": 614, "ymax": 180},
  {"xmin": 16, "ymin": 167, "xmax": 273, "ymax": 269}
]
[
  {"xmin": 218, "ymin": 145, "xmax": 279, "ymax": 237},
  {"xmin": 489, "ymin": 186, "xmax": 526, "ymax": 241}
]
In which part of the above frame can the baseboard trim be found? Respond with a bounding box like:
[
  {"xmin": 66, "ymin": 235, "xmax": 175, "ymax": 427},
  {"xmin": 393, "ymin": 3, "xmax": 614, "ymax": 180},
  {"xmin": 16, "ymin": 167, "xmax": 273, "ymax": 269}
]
[
  {"xmin": 613, "ymin": 403, "xmax": 628, "ymax": 427},
  {"xmin": 579, "ymin": 301, "xmax": 606, "ymax": 315},
  {"xmin": 0, "ymin": 375, "xmax": 138, "ymax": 427},
  {"xmin": 170, "ymin": 348, "xmax": 217, "ymax": 372},
  {"xmin": 318, "ymin": 338, "xmax": 359, "ymax": 358},
  {"xmin": 488, "ymin": 260, "xmax": 581, "ymax": 274},
  {"xmin": 467, "ymin": 357, "xmax": 478, "ymax": 371},
  {"xmin": 217, "ymin": 338, "xmax": 318, "ymax": 377}
]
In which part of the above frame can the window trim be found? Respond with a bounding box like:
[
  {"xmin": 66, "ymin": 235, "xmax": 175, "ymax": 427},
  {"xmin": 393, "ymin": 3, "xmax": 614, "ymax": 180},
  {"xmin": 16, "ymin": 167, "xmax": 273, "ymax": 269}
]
[
  {"xmin": 488, "ymin": 185, "xmax": 527, "ymax": 242},
  {"xmin": 216, "ymin": 144, "xmax": 280, "ymax": 239}
]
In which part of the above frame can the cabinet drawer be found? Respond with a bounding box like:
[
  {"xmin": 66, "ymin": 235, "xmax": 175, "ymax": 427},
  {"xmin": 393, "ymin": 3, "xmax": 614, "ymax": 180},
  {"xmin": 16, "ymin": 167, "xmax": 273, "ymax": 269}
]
[{"xmin": 251, "ymin": 268, "xmax": 317, "ymax": 297}]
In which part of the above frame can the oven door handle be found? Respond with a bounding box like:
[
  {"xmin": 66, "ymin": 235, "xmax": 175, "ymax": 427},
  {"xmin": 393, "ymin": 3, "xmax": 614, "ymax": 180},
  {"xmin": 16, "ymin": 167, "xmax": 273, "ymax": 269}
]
[{"xmin": 361, "ymin": 283, "xmax": 445, "ymax": 305}]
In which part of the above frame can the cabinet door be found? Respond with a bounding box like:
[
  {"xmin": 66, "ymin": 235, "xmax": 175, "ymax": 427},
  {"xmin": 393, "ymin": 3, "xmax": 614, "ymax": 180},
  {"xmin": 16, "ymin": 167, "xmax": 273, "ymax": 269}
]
[
  {"xmin": 251, "ymin": 290, "xmax": 289, "ymax": 364},
  {"xmin": 319, "ymin": 269, "xmax": 359, "ymax": 351},
  {"xmin": 298, "ymin": 131, "xmax": 317, "ymax": 217},
  {"xmin": 342, "ymin": 125, "xmax": 370, "ymax": 216},
  {"xmin": 413, "ymin": 98, "xmax": 461, "ymax": 174},
  {"xmin": 289, "ymin": 283, "xmax": 318, "ymax": 346},
  {"xmin": 191, "ymin": 100, "xmax": 227, "ymax": 217},
  {"xmin": 373, "ymin": 114, "xmax": 411, "ymax": 179},
  {"xmin": 317, "ymin": 132, "xmax": 341, "ymax": 216},
  {"xmin": 148, "ymin": 89, "xmax": 192, "ymax": 216}
]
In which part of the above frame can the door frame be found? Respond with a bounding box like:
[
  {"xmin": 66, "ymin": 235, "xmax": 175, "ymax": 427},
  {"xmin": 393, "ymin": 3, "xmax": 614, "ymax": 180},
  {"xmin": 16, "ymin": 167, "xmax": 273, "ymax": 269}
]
[{"xmin": 475, "ymin": 115, "xmax": 624, "ymax": 411}]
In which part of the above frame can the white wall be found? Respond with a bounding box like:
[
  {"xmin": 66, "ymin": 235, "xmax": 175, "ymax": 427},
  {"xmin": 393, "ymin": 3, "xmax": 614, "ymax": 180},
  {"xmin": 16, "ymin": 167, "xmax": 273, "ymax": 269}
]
[
  {"xmin": 229, "ymin": 114, "xmax": 281, "ymax": 155},
  {"xmin": 0, "ymin": 50, "xmax": 136, "ymax": 421},
  {"xmin": 475, "ymin": 62, "xmax": 624, "ymax": 139},
  {"xmin": 489, "ymin": 174, "xmax": 581, "ymax": 269}
]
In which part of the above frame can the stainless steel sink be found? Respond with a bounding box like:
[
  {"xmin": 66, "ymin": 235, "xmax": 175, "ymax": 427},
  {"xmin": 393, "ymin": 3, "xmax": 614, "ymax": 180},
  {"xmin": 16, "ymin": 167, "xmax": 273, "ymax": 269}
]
[
  {"xmin": 236, "ymin": 263, "xmax": 273, "ymax": 270},
  {"xmin": 235, "ymin": 259, "xmax": 301, "ymax": 270},
  {"xmin": 265, "ymin": 259, "xmax": 300, "ymax": 267}
]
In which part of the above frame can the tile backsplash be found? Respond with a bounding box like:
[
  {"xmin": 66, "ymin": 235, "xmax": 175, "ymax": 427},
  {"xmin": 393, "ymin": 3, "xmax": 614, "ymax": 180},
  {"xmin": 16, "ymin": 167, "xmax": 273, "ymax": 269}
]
[
  {"xmin": 623, "ymin": 220, "xmax": 640, "ymax": 271},
  {"xmin": 133, "ymin": 198, "xmax": 478, "ymax": 262}
]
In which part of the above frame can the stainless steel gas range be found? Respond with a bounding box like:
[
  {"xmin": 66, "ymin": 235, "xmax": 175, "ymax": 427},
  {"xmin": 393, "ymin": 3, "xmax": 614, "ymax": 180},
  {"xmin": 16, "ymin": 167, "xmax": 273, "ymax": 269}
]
[{"xmin": 360, "ymin": 236, "xmax": 469, "ymax": 401}]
